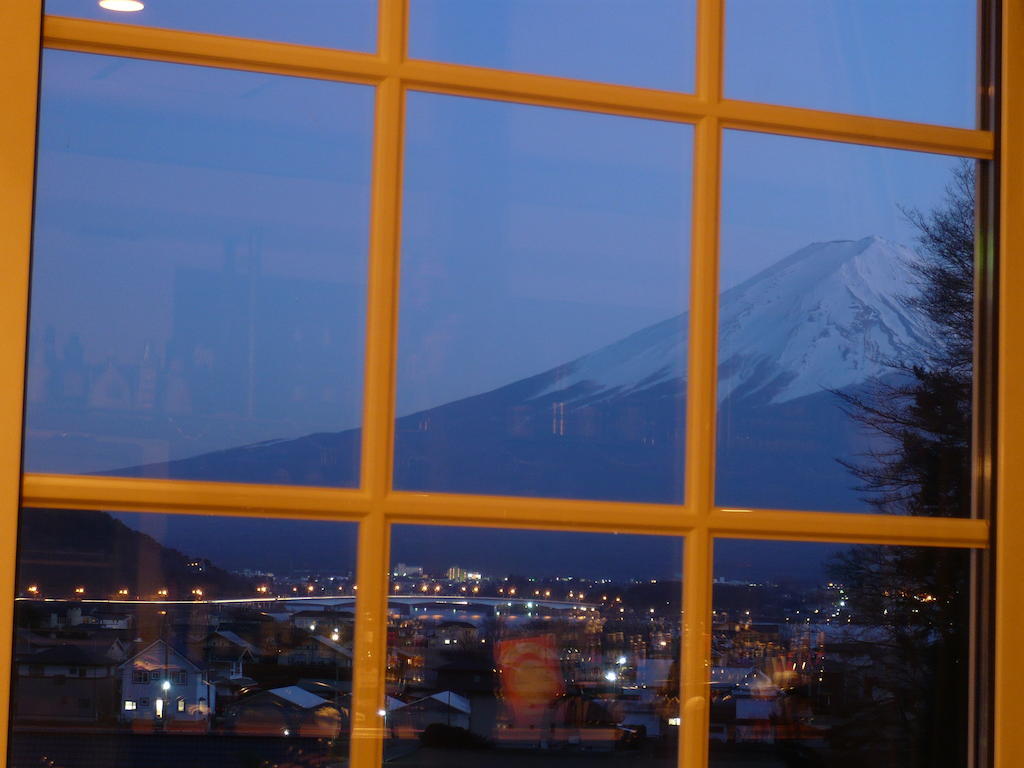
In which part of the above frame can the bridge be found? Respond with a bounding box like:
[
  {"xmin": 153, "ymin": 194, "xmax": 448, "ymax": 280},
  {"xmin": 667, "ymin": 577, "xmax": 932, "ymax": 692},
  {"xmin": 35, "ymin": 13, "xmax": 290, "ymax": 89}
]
[{"xmin": 16, "ymin": 594, "xmax": 601, "ymax": 613}]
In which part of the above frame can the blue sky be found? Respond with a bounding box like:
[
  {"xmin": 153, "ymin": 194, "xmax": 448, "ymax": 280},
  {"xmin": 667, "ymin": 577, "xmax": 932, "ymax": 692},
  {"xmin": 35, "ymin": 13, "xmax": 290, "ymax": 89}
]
[{"xmin": 26, "ymin": 3, "xmax": 975, "ymax": 477}]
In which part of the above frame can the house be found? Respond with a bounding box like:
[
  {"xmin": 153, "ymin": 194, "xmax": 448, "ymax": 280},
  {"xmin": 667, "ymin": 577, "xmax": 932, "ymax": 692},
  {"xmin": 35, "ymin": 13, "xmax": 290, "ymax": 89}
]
[
  {"xmin": 388, "ymin": 690, "xmax": 471, "ymax": 738},
  {"xmin": 205, "ymin": 629, "xmax": 260, "ymax": 678},
  {"xmin": 119, "ymin": 640, "xmax": 214, "ymax": 725},
  {"xmin": 278, "ymin": 634, "xmax": 353, "ymax": 669},
  {"xmin": 13, "ymin": 645, "xmax": 119, "ymax": 722},
  {"xmin": 14, "ymin": 630, "xmax": 132, "ymax": 663},
  {"xmin": 225, "ymin": 685, "xmax": 343, "ymax": 738}
]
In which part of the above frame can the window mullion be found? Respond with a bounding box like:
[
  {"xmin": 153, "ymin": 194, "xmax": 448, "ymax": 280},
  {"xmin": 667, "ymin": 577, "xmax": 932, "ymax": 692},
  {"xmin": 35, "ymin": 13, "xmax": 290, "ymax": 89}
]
[
  {"xmin": 350, "ymin": 2, "xmax": 408, "ymax": 766},
  {"xmin": 994, "ymin": 0, "xmax": 1024, "ymax": 764},
  {"xmin": 0, "ymin": 2, "xmax": 41, "ymax": 766},
  {"xmin": 680, "ymin": 110, "xmax": 722, "ymax": 768},
  {"xmin": 681, "ymin": 1, "xmax": 724, "ymax": 763}
]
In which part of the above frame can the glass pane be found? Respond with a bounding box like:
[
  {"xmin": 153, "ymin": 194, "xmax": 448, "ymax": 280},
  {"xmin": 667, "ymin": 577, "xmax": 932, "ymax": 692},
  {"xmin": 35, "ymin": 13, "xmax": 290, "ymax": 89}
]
[
  {"xmin": 725, "ymin": 0, "xmax": 977, "ymax": 127},
  {"xmin": 395, "ymin": 93, "xmax": 692, "ymax": 503},
  {"xmin": 716, "ymin": 131, "xmax": 974, "ymax": 516},
  {"xmin": 10, "ymin": 507, "xmax": 358, "ymax": 768},
  {"xmin": 410, "ymin": 0, "xmax": 696, "ymax": 92},
  {"xmin": 386, "ymin": 525, "xmax": 683, "ymax": 765},
  {"xmin": 46, "ymin": 0, "xmax": 376, "ymax": 53},
  {"xmin": 710, "ymin": 539, "xmax": 970, "ymax": 767},
  {"xmin": 25, "ymin": 51, "xmax": 373, "ymax": 486}
]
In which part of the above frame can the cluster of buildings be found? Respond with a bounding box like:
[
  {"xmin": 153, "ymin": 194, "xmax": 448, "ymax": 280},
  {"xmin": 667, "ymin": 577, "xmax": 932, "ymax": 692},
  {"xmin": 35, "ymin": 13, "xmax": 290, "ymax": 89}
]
[
  {"xmin": 12, "ymin": 565, "xmax": 913, "ymax": 763},
  {"xmin": 380, "ymin": 568, "xmax": 683, "ymax": 753},
  {"xmin": 12, "ymin": 564, "xmax": 686, "ymax": 757},
  {"xmin": 12, "ymin": 598, "xmax": 352, "ymax": 739}
]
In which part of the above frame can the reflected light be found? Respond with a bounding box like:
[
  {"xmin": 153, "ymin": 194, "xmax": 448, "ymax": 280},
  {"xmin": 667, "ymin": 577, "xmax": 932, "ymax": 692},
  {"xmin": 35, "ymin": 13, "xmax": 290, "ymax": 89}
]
[{"xmin": 99, "ymin": 0, "xmax": 145, "ymax": 10}]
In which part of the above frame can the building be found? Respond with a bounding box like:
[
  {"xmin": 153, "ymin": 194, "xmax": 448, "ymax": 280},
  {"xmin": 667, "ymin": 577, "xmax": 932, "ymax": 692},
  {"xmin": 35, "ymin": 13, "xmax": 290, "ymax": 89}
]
[
  {"xmin": 14, "ymin": 645, "xmax": 119, "ymax": 723},
  {"xmin": 205, "ymin": 629, "xmax": 260, "ymax": 679},
  {"xmin": 278, "ymin": 634, "xmax": 353, "ymax": 669},
  {"xmin": 225, "ymin": 685, "xmax": 342, "ymax": 738},
  {"xmin": 119, "ymin": 640, "xmax": 214, "ymax": 725}
]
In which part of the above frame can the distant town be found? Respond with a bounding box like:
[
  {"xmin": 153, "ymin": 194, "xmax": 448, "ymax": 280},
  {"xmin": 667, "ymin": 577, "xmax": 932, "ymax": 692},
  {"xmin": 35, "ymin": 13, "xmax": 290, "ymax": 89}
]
[{"xmin": 10, "ymin": 542, "xmax": 939, "ymax": 768}]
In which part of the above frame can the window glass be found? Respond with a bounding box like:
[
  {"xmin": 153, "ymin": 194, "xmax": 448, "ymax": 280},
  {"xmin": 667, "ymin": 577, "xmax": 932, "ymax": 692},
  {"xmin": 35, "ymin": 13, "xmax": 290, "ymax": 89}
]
[
  {"xmin": 725, "ymin": 0, "xmax": 977, "ymax": 127},
  {"xmin": 710, "ymin": 539, "xmax": 970, "ymax": 767},
  {"xmin": 716, "ymin": 131, "xmax": 974, "ymax": 516},
  {"xmin": 10, "ymin": 507, "xmax": 358, "ymax": 768},
  {"xmin": 25, "ymin": 51, "xmax": 372, "ymax": 487},
  {"xmin": 410, "ymin": 0, "xmax": 696, "ymax": 92},
  {"xmin": 386, "ymin": 525, "xmax": 683, "ymax": 765},
  {"xmin": 395, "ymin": 93, "xmax": 692, "ymax": 503},
  {"xmin": 45, "ymin": 0, "xmax": 377, "ymax": 53}
]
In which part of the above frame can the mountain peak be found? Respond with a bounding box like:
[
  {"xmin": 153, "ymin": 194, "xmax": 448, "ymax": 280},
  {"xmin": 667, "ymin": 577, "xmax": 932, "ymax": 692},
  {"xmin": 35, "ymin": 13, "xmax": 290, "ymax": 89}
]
[
  {"xmin": 720, "ymin": 235, "xmax": 925, "ymax": 403},
  {"xmin": 534, "ymin": 235, "xmax": 927, "ymax": 408}
]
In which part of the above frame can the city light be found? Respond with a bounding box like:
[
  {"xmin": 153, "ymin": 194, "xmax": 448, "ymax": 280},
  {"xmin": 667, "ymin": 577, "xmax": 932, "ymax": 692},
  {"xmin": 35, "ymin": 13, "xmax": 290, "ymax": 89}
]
[
  {"xmin": 604, "ymin": 671, "xmax": 618, "ymax": 682},
  {"xmin": 74, "ymin": 586, "xmax": 85, "ymax": 595},
  {"xmin": 26, "ymin": 585, "xmax": 38, "ymax": 595}
]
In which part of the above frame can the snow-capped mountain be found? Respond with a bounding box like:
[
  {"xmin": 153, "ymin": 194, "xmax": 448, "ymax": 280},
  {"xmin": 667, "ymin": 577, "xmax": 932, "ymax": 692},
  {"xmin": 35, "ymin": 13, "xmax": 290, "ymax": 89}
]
[
  {"xmin": 538, "ymin": 235, "xmax": 926, "ymax": 407},
  {"xmin": 113, "ymin": 235, "xmax": 942, "ymax": 512},
  {"xmin": 718, "ymin": 236, "xmax": 927, "ymax": 404}
]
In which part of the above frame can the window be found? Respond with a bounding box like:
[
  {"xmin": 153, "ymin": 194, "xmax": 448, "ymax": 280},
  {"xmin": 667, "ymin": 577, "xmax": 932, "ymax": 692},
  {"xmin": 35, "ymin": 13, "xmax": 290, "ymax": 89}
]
[
  {"xmin": 123, "ymin": 700, "xmax": 136, "ymax": 711},
  {"xmin": 175, "ymin": 671, "xmax": 187, "ymax": 686},
  {"xmin": 1, "ymin": 3, "xmax": 1022, "ymax": 768}
]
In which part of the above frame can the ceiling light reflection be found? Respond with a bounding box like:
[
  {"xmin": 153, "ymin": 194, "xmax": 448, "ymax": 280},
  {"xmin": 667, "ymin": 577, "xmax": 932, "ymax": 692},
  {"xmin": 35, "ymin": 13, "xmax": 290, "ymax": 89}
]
[{"xmin": 99, "ymin": 0, "xmax": 145, "ymax": 11}]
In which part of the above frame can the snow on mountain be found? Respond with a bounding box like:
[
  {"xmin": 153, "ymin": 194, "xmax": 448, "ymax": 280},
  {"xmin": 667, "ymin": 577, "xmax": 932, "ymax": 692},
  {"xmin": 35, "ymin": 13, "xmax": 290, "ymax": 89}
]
[
  {"xmin": 718, "ymin": 236, "xmax": 929, "ymax": 403},
  {"xmin": 536, "ymin": 236, "xmax": 928, "ymax": 406}
]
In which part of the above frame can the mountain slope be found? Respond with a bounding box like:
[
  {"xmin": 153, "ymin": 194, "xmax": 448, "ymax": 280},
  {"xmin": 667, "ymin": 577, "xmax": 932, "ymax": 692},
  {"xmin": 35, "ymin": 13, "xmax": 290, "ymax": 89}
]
[
  {"xmin": 533, "ymin": 236, "xmax": 923, "ymax": 408},
  {"xmin": 114, "ymin": 236, "xmax": 929, "ymax": 511},
  {"xmin": 17, "ymin": 507, "xmax": 253, "ymax": 598}
]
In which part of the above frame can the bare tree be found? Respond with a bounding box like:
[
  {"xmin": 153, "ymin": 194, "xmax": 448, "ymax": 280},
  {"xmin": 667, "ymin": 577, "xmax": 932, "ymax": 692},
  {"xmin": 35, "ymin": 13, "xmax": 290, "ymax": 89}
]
[{"xmin": 820, "ymin": 161, "xmax": 976, "ymax": 768}]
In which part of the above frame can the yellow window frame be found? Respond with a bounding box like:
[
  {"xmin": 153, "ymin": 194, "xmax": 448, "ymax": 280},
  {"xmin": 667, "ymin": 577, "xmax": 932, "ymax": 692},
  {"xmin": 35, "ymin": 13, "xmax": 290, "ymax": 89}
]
[{"xmin": 0, "ymin": 1, "xmax": 1018, "ymax": 766}]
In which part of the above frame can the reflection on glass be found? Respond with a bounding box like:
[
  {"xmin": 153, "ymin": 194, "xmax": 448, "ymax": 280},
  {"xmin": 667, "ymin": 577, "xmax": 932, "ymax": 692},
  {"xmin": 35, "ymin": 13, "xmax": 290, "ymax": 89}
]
[
  {"xmin": 710, "ymin": 539, "xmax": 969, "ymax": 767},
  {"xmin": 385, "ymin": 525, "xmax": 683, "ymax": 765},
  {"xmin": 410, "ymin": 0, "xmax": 696, "ymax": 92},
  {"xmin": 10, "ymin": 508, "xmax": 358, "ymax": 768},
  {"xmin": 725, "ymin": 0, "xmax": 976, "ymax": 127},
  {"xmin": 46, "ymin": 0, "xmax": 377, "ymax": 52},
  {"xmin": 716, "ymin": 131, "xmax": 973, "ymax": 515},
  {"xmin": 25, "ymin": 51, "xmax": 373, "ymax": 486},
  {"xmin": 395, "ymin": 93, "xmax": 692, "ymax": 503}
]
